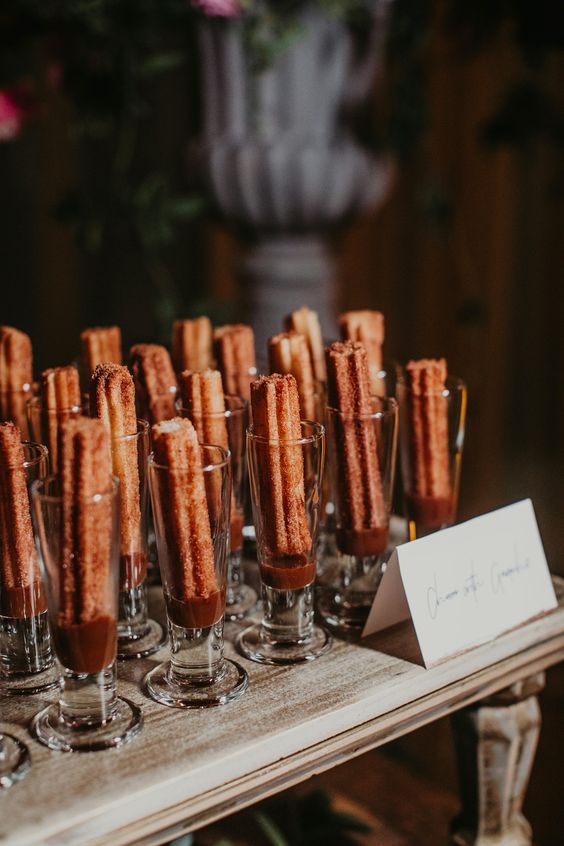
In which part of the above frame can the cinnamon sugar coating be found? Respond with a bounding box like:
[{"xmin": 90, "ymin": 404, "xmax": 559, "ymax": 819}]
[
  {"xmin": 250, "ymin": 374, "xmax": 311, "ymax": 560},
  {"xmin": 0, "ymin": 326, "xmax": 33, "ymax": 392},
  {"xmin": 326, "ymin": 341, "xmax": 386, "ymax": 533},
  {"xmin": 152, "ymin": 418, "xmax": 218, "ymax": 600},
  {"xmin": 268, "ymin": 332, "xmax": 316, "ymax": 421},
  {"xmin": 178, "ymin": 369, "xmax": 228, "ymax": 449},
  {"xmin": 40, "ymin": 366, "xmax": 82, "ymax": 473},
  {"xmin": 405, "ymin": 358, "xmax": 450, "ymax": 499},
  {"xmin": 339, "ymin": 310, "xmax": 385, "ymax": 394},
  {"xmin": 58, "ymin": 417, "xmax": 113, "ymax": 627},
  {"xmin": 172, "ymin": 317, "xmax": 212, "ymax": 373},
  {"xmin": 213, "ymin": 324, "xmax": 256, "ymax": 400},
  {"xmin": 0, "ymin": 423, "xmax": 41, "ymax": 607},
  {"xmin": 91, "ymin": 364, "xmax": 142, "ymax": 566},
  {"xmin": 283, "ymin": 306, "xmax": 326, "ymax": 383},
  {"xmin": 80, "ymin": 326, "xmax": 122, "ymax": 375},
  {"xmin": 129, "ymin": 344, "xmax": 177, "ymax": 424}
]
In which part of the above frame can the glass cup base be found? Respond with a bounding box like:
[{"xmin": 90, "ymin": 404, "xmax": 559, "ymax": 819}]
[
  {"xmin": 0, "ymin": 733, "xmax": 30, "ymax": 788},
  {"xmin": 31, "ymin": 696, "xmax": 143, "ymax": 752},
  {"xmin": 144, "ymin": 658, "xmax": 248, "ymax": 709},
  {"xmin": 1, "ymin": 662, "xmax": 60, "ymax": 697},
  {"xmin": 224, "ymin": 585, "xmax": 258, "ymax": 621},
  {"xmin": 117, "ymin": 618, "xmax": 167, "ymax": 661},
  {"xmin": 236, "ymin": 623, "xmax": 332, "ymax": 666}
]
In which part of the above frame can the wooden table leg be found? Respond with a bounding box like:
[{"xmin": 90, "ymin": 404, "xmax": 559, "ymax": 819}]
[{"xmin": 450, "ymin": 672, "xmax": 545, "ymax": 846}]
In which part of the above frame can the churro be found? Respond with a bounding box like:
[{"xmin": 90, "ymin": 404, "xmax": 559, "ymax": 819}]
[
  {"xmin": 172, "ymin": 317, "xmax": 212, "ymax": 373},
  {"xmin": 326, "ymin": 341, "xmax": 387, "ymax": 555},
  {"xmin": 339, "ymin": 309, "xmax": 384, "ymax": 394},
  {"xmin": 91, "ymin": 363, "xmax": 144, "ymax": 589},
  {"xmin": 284, "ymin": 306, "xmax": 326, "ymax": 383},
  {"xmin": 129, "ymin": 344, "xmax": 177, "ymax": 424},
  {"xmin": 178, "ymin": 369, "xmax": 228, "ymax": 449},
  {"xmin": 0, "ymin": 422, "xmax": 44, "ymax": 618},
  {"xmin": 80, "ymin": 326, "xmax": 122, "ymax": 376},
  {"xmin": 0, "ymin": 326, "xmax": 33, "ymax": 435},
  {"xmin": 39, "ymin": 366, "xmax": 81, "ymax": 472},
  {"xmin": 213, "ymin": 324, "xmax": 256, "ymax": 400},
  {"xmin": 268, "ymin": 332, "xmax": 316, "ymax": 421}
]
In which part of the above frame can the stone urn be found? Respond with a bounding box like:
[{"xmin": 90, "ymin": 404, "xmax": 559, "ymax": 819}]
[{"xmin": 192, "ymin": 0, "xmax": 394, "ymax": 350}]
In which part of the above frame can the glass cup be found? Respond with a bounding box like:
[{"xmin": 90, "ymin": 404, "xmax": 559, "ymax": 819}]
[
  {"xmin": 31, "ymin": 476, "xmax": 143, "ymax": 751},
  {"xmin": 237, "ymin": 421, "xmax": 332, "ymax": 665},
  {"xmin": 146, "ymin": 444, "xmax": 248, "ymax": 708},
  {"xmin": 0, "ymin": 387, "xmax": 34, "ymax": 439},
  {"xmin": 318, "ymin": 398, "xmax": 398, "ymax": 634},
  {"xmin": 114, "ymin": 421, "xmax": 166, "ymax": 659},
  {"xmin": 0, "ymin": 732, "xmax": 30, "ymax": 788},
  {"xmin": 397, "ymin": 374, "xmax": 467, "ymax": 540},
  {"xmin": 0, "ymin": 442, "xmax": 59, "ymax": 695},
  {"xmin": 27, "ymin": 396, "xmax": 82, "ymax": 474},
  {"xmin": 177, "ymin": 395, "xmax": 257, "ymax": 621}
]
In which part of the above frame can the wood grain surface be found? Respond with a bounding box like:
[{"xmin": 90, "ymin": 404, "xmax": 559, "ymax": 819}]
[{"xmin": 1, "ymin": 578, "xmax": 563, "ymax": 846}]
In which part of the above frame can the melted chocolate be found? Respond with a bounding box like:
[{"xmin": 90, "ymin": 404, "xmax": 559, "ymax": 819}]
[
  {"xmin": 165, "ymin": 590, "xmax": 225, "ymax": 628},
  {"xmin": 336, "ymin": 526, "xmax": 389, "ymax": 557},
  {"xmin": 260, "ymin": 556, "xmax": 316, "ymax": 591},
  {"xmin": 0, "ymin": 580, "xmax": 46, "ymax": 618},
  {"xmin": 54, "ymin": 614, "xmax": 117, "ymax": 673},
  {"xmin": 405, "ymin": 492, "xmax": 453, "ymax": 529},
  {"xmin": 119, "ymin": 552, "xmax": 148, "ymax": 592}
]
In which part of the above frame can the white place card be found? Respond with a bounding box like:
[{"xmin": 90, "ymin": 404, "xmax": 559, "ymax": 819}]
[{"xmin": 362, "ymin": 499, "xmax": 557, "ymax": 667}]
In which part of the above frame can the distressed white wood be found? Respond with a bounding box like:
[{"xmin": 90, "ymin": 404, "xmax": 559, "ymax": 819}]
[{"xmin": 1, "ymin": 578, "xmax": 563, "ymax": 846}]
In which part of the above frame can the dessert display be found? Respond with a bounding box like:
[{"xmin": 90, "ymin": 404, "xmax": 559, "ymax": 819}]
[
  {"xmin": 129, "ymin": 343, "xmax": 177, "ymax": 424},
  {"xmin": 36, "ymin": 365, "xmax": 82, "ymax": 472},
  {"xmin": 338, "ymin": 309, "xmax": 385, "ymax": 395},
  {"xmin": 172, "ymin": 316, "xmax": 213, "ymax": 373},
  {"xmin": 0, "ymin": 422, "xmax": 45, "ymax": 619},
  {"xmin": 55, "ymin": 417, "xmax": 116, "ymax": 674},
  {"xmin": 0, "ymin": 326, "xmax": 33, "ymax": 435},
  {"xmin": 283, "ymin": 306, "xmax": 326, "ymax": 383},
  {"xmin": 80, "ymin": 325, "xmax": 122, "ymax": 376},
  {"xmin": 268, "ymin": 332, "xmax": 317, "ymax": 422},
  {"xmin": 402, "ymin": 358, "xmax": 452, "ymax": 530},
  {"xmin": 326, "ymin": 341, "xmax": 388, "ymax": 556},
  {"xmin": 213, "ymin": 324, "xmax": 256, "ymax": 400},
  {"xmin": 91, "ymin": 363, "xmax": 145, "ymax": 589},
  {"xmin": 250, "ymin": 374, "xmax": 314, "ymax": 590},
  {"xmin": 151, "ymin": 417, "xmax": 223, "ymax": 629}
]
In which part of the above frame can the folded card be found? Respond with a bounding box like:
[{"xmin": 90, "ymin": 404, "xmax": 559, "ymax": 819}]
[{"xmin": 363, "ymin": 499, "xmax": 557, "ymax": 667}]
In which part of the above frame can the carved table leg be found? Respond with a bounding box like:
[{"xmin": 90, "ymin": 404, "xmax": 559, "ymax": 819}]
[{"xmin": 450, "ymin": 672, "xmax": 545, "ymax": 846}]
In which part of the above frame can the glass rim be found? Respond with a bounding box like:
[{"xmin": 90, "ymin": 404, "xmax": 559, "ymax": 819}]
[
  {"xmin": 148, "ymin": 442, "xmax": 231, "ymax": 473},
  {"xmin": 0, "ymin": 383, "xmax": 33, "ymax": 394},
  {"xmin": 111, "ymin": 418, "xmax": 150, "ymax": 443},
  {"xmin": 27, "ymin": 395, "xmax": 81, "ymax": 414},
  {"xmin": 31, "ymin": 474, "xmax": 119, "ymax": 504},
  {"xmin": 396, "ymin": 373, "xmax": 466, "ymax": 396},
  {"xmin": 21, "ymin": 440, "xmax": 49, "ymax": 469},
  {"xmin": 326, "ymin": 395, "xmax": 398, "ymax": 420},
  {"xmin": 175, "ymin": 394, "xmax": 248, "ymax": 420},
  {"xmin": 220, "ymin": 365, "xmax": 259, "ymax": 377},
  {"xmin": 247, "ymin": 420, "xmax": 325, "ymax": 446}
]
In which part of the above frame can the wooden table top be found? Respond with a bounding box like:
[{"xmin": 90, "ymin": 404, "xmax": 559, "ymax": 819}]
[{"xmin": 2, "ymin": 577, "xmax": 564, "ymax": 846}]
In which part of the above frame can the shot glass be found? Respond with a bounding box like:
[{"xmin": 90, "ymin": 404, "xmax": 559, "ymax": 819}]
[
  {"xmin": 27, "ymin": 396, "xmax": 82, "ymax": 473},
  {"xmin": 114, "ymin": 421, "xmax": 166, "ymax": 659},
  {"xmin": 397, "ymin": 374, "xmax": 467, "ymax": 540},
  {"xmin": 0, "ymin": 732, "xmax": 30, "ymax": 788},
  {"xmin": 146, "ymin": 444, "xmax": 248, "ymax": 708},
  {"xmin": 0, "ymin": 442, "xmax": 59, "ymax": 695},
  {"xmin": 237, "ymin": 421, "xmax": 331, "ymax": 665},
  {"xmin": 178, "ymin": 395, "xmax": 257, "ymax": 620},
  {"xmin": 318, "ymin": 398, "xmax": 398, "ymax": 634},
  {"xmin": 31, "ymin": 476, "xmax": 143, "ymax": 752}
]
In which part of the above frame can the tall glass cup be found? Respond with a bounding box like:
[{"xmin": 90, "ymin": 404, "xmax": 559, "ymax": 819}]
[
  {"xmin": 27, "ymin": 396, "xmax": 82, "ymax": 473},
  {"xmin": 237, "ymin": 421, "xmax": 331, "ymax": 665},
  {"xmin": 318, "ymin": 398, "xmax": 398, "ymax": 633},
  {"xmin": 397, "ymin": 375, "xmax": 467, "ymax": 540},
  {"xmin": 146, "ymin": 444, "xmax": 248, "ymax": 708},
  {"xmin": 0, "ymin": 442, "xmax": 58, "ymax": 695},
  {"xmin": 31, "ymin": 476, "xmax": 143, "ymax": 751}
]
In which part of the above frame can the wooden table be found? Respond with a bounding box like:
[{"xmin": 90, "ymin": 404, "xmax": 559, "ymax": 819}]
[{"xmin": 2, "ymin": 578, "xmax": 563, "ymax": 846}]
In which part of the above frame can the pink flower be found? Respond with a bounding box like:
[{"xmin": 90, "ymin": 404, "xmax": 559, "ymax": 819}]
[
  {"xmin": 192, "ymin": 0, "xmax": 241, "ymax": 17},
  {"xmin": 0, "ymin": 90, "xmax": 25, "ymax": 142}
]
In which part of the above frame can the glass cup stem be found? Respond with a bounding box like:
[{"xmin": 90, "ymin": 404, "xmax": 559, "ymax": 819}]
[
  {"xmin": 0, "ymin": 610, "xmax": 58, "ymax": 695},
  {"xmin": 59, "ymin": 664, "xmax": 118, "ymax": 727},
  {"xmin": 261, "ymin": 584, "xmax": 314, "ymax": 645},
  {"xmin": 168, "ymin": 620, "xmax": 224, "ymax": 685}
]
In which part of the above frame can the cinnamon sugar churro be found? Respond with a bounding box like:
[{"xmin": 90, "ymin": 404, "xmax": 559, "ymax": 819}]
[
  {"xmin": 129, "ymin": 344, "xmax": 177, "ymax": 424},
  {"xmin": 151, "ymin": 418, "xmax": 223, "ymax": 627},
  {"xmin": 178, "ymin": 369, "xmax": 228, "ymax": 449},
  {"xmin": 80, "ymin": 326, "xmax": 122, "ymax": 376},
  {"xmin": 250, "ymin": 374, "xmax": 313, "ymax": 589},
  {"xmin": 0, "ymin": 326, "xmax": 33, "ymax": 435},
  {"xmin": 403, "ymin": 358, "xmax": 451, "ymax": 528},
  {"xmin": 338, "ymin": 310, "xmax": 384, "ymax": 394},
  {"xmin": 284, "ymin": 307, "xmax": 326, "ymax": 384},
  {"xmin": 268, "ymin": 332, "xmax": 316, "ymax": 422},
  {"xmin": 38, "ymin": 366, "xmax": 81, "ymax": 472},
  {"xmin": 56, "ymin": 417, "xmax": 116, "ymax": 672},
  {"xmin": 326, "ymin": 341, "xmax": 388, "ymax": 556},
  {"xmin": 213, "ymin": 324, "xmax": 256, "ymax": 400},
  {"xmin": 172, "ymin": 317, "xmax": 212, "ymax": 373},
  {"xmin": 91, "ymin": 363, "xmax": 145, "ymax": 589},
  {"xmin": 0, "ymin": 422, "xmax": 45, "ymax": 618}
]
